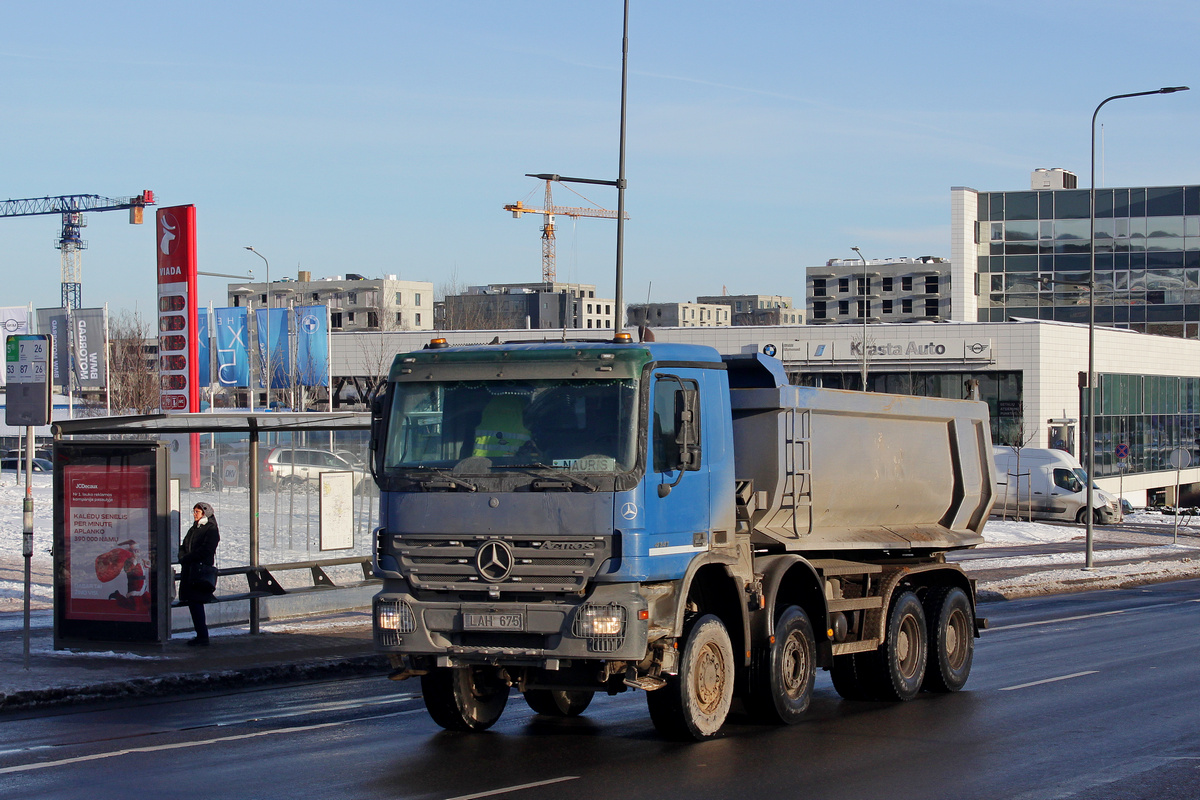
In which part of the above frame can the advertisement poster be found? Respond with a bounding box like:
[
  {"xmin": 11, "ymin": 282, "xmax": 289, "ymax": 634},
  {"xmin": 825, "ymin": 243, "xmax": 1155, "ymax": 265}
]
[{"xmin": 62, "ymin": 464, "xmax": 153, "ymax": 622}]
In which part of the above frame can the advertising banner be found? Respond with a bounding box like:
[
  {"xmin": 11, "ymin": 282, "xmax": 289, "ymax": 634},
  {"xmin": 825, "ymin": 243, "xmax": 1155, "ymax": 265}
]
[
  {"xmin": 72, "ymin": 307, "xmax": 108, "ymax": 389},
  {"xmin": 36, "ymin": 307, "xmax": 70, "ymax": 389},
  {"xmin": 255, "ymin": 307, "xmax": 290, "ymax": 390},
  {"xmin": 0, "ymin": 306, "xmax": 29, "ymax": 337},
  {"xmin": 295, "ymin": 305, "xmax": 329, "ymax": 387},
  {"xmin": 61, "ymin": 464, "xmax": 153, "ymax": 623},
  {"xmin": 197, "ymin": 309, "xmax": 210, "ymax": 388},
  {"xmin": 214, "ymin": 307, "xmax": 250, "ymax": 387},
  {"xmin": 156, "ymin": 205, "xmax": 198, "ymax": 413}
]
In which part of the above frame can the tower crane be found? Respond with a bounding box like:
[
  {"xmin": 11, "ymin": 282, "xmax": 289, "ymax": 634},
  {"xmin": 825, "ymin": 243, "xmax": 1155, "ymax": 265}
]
[
  {"xmin": 0, "ymin": 191, "xmax": 156, "ymax": 309},
  {"xmin": 505, "ymin": 175, "xmax": 628, "ymax": 283}
]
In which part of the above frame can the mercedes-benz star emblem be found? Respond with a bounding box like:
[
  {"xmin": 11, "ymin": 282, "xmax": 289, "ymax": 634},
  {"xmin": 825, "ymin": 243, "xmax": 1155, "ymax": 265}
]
[{"xmin": 475, "ymin": 540, "xmax": 514, "ymax": 582}]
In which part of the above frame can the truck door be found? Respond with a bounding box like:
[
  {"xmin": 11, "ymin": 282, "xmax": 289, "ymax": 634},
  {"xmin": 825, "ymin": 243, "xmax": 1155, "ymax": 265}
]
[{"xmin": 643, "ymin": 372, "xmax": 710, "ymax": 579}]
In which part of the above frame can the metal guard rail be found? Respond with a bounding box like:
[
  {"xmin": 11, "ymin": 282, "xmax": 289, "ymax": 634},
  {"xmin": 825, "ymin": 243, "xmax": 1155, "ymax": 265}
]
[{"xmin": 172, "ymin": 556, "xmax": 378, "ymax": 606}]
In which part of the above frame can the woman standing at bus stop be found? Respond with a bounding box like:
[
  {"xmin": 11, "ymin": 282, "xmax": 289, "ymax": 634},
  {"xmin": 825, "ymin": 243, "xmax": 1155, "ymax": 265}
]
[{"xmin": 179, "ymin": 502, "xmax": 220, "ymax": 646}]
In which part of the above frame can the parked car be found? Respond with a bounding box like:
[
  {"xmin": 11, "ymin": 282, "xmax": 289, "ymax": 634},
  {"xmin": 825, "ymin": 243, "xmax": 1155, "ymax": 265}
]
[
  {"xmin": 261, "ymin": 447, "xmax": 367, "ymax": 489},
  {"xmin": 0, "ymin": 457, "xmax": 53, "ymax": 473},
  {"xmin": 4, "ymin": 448, "xmax": 53, "ymax": 462},
  {"xmin": 334, "ymin": 449, "xmax": 366, "ymax": 469}
]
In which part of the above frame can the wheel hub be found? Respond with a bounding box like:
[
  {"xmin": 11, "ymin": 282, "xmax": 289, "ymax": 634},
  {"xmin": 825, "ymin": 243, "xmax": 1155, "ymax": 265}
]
[
  {"xmin": 695, "ymin": 642, "xmax": 726, "ymax": 709},
  {"xmin": 781, "ymin": 636, "xmax": 804, "ymax": 692}
]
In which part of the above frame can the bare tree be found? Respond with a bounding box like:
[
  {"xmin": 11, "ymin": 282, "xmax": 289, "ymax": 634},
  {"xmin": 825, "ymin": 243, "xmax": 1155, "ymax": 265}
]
[
  {"xmin": 107, "ymin": 310, "xmax": 159, "ymax": 414},
  {"xmin": 999, "ymin": 416, "xmax": 1040, "ymax": 522}
]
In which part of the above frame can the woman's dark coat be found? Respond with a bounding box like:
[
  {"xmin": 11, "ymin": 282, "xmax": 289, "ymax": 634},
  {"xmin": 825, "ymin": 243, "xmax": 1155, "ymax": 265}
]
[{"xmin": 179, "ymin": 503, "xmax": 220, "ymax": 604}]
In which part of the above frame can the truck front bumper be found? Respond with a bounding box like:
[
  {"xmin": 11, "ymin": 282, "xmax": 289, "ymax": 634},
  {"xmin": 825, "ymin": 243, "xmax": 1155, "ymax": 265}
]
[{"xmin": 373, "ymin": 581, "xmax": 653, "ymax": 666}]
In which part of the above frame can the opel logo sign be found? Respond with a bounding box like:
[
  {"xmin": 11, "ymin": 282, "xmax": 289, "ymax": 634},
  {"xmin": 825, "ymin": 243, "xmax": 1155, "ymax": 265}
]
[{"xmin": 475, "ymin": 540, "xmax": 514, "ymax": 582}]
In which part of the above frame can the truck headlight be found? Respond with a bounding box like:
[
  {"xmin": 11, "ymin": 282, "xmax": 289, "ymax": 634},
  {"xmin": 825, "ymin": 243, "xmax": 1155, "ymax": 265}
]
[
  {"xmin": 573, "ymin": 604, "xmax": 627, "ymax": 652},
  {"xmin": 376, "ymin": 599, "xmax": 416, "ymax": 634}
]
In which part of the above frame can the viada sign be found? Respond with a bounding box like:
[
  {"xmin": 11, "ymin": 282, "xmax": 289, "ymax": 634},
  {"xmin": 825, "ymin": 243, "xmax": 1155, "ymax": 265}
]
[{"xmin": 155, "ymin": 206, "xmax": 198, "ymax": 412}]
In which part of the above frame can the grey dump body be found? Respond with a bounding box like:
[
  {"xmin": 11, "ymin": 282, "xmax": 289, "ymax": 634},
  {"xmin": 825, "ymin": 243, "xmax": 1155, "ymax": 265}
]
[{"xmin": 729, "ymin": 373, "xmax": 993, "ymax": 553}]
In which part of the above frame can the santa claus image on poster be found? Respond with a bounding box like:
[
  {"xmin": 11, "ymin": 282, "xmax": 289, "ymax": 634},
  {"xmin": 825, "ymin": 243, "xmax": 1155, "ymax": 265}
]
[{"xmin": 95, "ymin": 539, "xmax": 150, "ymax": 612}]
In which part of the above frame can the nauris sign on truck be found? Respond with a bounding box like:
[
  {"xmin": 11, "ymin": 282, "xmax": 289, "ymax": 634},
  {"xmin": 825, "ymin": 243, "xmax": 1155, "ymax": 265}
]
[{"xmin": 369, "ymin": 337, "xmax": 995, "ymax": 740}]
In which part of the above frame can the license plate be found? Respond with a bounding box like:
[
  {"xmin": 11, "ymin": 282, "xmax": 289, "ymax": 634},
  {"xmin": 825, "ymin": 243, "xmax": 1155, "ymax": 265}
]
[{"xmin": 462, "ymin": 613, "xmax": 524, "ymax": 631}]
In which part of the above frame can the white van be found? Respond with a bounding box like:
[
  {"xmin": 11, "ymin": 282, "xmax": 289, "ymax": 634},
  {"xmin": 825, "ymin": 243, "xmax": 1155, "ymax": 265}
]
[{"xmin": 992, "ymin": 446, "xmax": 1120, "ymax": 524}]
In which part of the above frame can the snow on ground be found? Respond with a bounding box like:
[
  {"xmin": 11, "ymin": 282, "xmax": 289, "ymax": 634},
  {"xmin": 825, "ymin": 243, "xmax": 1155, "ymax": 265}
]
[
  {"xmin": 981, "ymin": 511, "xmax": 1200, "ymax": 547},
  {"xmin": 2, "ymin": 475, "xmax": 1198, "ymax": 614}
]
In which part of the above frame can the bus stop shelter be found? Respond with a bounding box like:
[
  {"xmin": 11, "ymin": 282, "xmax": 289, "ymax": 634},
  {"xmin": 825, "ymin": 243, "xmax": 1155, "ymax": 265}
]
[{"xmin": 53, "ymin": 413, "xmax": 372, "ymax": 642}]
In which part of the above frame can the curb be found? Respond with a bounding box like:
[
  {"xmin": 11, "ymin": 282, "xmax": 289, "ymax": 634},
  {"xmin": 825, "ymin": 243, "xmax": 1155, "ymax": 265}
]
[{"xmin": 0, "ymin": 654, "xmax": 390, "ymax": 713}]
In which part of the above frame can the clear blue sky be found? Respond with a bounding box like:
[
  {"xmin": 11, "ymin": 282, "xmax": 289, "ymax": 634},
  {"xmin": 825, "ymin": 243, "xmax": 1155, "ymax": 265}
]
[{"xmin": 2, "ymin": 1, "xmax": 1197, "ymax": 317}]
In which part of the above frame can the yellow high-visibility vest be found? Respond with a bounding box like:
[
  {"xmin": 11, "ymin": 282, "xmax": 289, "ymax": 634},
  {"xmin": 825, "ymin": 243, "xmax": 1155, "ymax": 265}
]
[{"xmin": 473, "ymin": 396, "xmax": 531, "ymax": 458}]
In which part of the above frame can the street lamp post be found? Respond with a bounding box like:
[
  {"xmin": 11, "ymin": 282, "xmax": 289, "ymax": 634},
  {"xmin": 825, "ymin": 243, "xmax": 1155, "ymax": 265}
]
[
  {"xmin": 244, "ymin": 246, "xmax": 270, "ymax": 408},
  {"xmin": 1085, "ymin": 86, "xmax": 1188, "ymax": 569},
  {"xmin": 852, "ymin": 246, "xmax": 868, "ymax": 390}
]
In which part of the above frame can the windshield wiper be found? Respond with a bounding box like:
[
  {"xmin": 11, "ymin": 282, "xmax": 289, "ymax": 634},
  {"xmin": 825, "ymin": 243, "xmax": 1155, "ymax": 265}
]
[
  {"xmin": 418, "ymin": 468, "xmax": 477, "ymax": 492},
  {"xmin": 509, "ymin": 462, "xmax": 598, "ymax": 492}
]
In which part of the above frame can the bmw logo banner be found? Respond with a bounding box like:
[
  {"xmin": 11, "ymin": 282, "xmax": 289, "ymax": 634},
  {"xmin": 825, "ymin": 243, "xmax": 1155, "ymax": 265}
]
[{"xmin": 294, "ymin": 305, "xmax": 329, "ymax": 387}]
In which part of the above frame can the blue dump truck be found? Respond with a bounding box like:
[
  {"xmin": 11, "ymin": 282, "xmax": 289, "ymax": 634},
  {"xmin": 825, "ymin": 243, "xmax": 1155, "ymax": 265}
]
[{"xmin": 370, "ymin": 335, "xmax": 995, "ymax": 739}]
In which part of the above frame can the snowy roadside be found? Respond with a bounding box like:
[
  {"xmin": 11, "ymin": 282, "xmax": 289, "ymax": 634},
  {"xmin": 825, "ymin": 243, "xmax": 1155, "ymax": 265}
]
[
  {"xmin": 2, "ymin": 477, "xmax": 1198, "ymax": 614},
  {"xmin": 969, "ymin": 515, "xmax": 1200, "ymax": 599}
]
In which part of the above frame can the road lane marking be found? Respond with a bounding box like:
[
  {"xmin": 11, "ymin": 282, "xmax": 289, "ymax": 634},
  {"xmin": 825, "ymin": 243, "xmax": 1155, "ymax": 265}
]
[
  {"xmin": 989, "ymin": 599, "xmax": 1200, "ymax": 631},
  {"xmin": 999, "ymin": 671, "xmax": 1099, "ymax": 691},
  {"xmin": 0, "ymin": 708, "xmax": 425, "ymax": 775},
  {"xmin": 444, "ymin": 776, "xmax": 580, "ymax": 800}
]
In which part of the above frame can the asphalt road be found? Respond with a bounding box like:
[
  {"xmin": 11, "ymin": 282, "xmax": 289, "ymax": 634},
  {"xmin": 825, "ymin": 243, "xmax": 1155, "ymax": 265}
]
[{"xmin": 1, "ymin": 579, "xmax": 1197, "ymax": 800}]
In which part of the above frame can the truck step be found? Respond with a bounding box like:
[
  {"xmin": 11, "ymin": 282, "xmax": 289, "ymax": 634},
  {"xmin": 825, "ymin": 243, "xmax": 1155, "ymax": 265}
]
[
  {"xmin": 624, "ymin": 672, "xmax": 667, "ymax": 692},
  {"xmin": 826, "ymin": 596, "xmax": 883, "ymax": 612},
  {"xmin": 831, "ymin": 639, "xmax": 881, "ymax": 656},
  {"xmin": 809, "ymin": 558, "xmax": 883, "ymax": 576}
]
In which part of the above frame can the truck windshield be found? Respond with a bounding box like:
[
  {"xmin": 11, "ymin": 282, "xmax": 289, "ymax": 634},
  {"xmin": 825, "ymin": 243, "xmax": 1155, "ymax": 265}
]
[{"xmin": 383, "ymin": 378, "xmax": 639, "ymax": 474}]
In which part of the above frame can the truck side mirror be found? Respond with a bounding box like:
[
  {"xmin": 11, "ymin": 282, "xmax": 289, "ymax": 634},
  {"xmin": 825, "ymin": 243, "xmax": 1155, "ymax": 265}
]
[{"xmin": 369, "ymin": 389, "xmax": 388, "ymax": 481}]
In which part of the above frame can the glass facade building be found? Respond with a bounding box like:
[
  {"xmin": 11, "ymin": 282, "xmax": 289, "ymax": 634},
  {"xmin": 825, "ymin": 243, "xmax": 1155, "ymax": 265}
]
[
  {"xmin": 974, "ymin": 184, "xmax": 1200, "ymax": 339},
  {"xmin": 1091, "ymin": 373, "xmax": 1200, "ymax": 479}
]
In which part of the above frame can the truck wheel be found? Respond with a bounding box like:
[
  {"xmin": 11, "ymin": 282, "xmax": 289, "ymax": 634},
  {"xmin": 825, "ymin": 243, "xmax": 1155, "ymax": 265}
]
[
  {"xmin": 421, "ymin": 666, "xmax": 509, "ymax": 732},
  {"xmin": 746, "ymin": 605, "xmax": 816, "ymax": 724},
  {"xmin": 870, "ymin": 590, "xmax": 928, "ymax": 701},
  {"xmin": 523, "ymin": 689, "xmax": 594, "ymax": 717},
  {"xmin": 922, "ymin": 586, "xmax": 974, "ymax": 693},
  {"xmin": 647, "ymin": 614, "xmax": 734, "ymax": 740}
]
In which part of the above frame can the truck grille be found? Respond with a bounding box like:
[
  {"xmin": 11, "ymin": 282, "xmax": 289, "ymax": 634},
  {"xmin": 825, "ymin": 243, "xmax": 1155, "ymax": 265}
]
[{"xmin": 386, "ymin": 533, "xmax": 611, "ymax": 595}]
